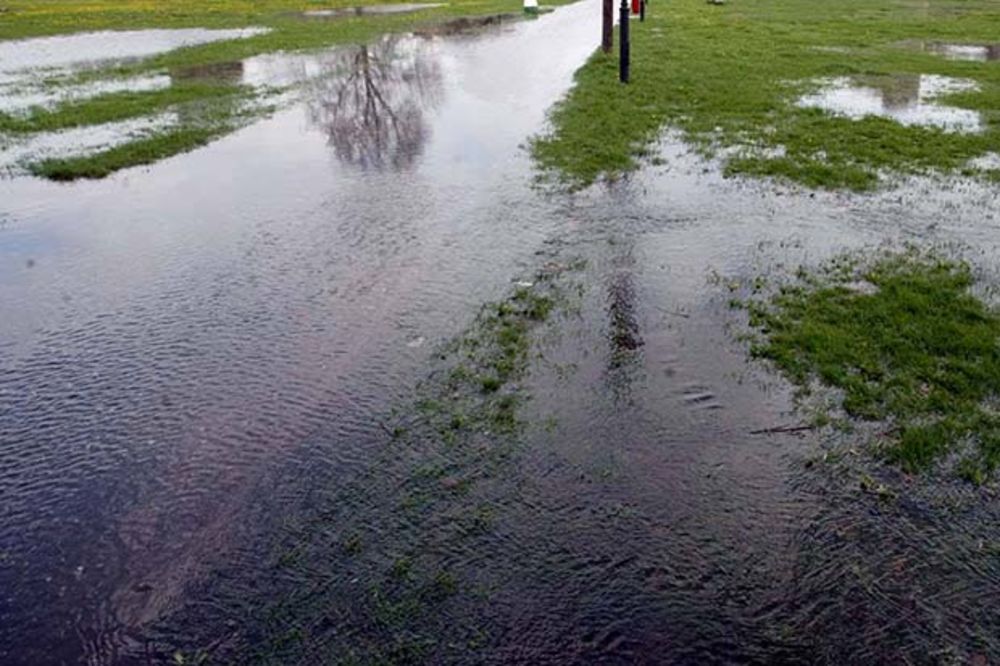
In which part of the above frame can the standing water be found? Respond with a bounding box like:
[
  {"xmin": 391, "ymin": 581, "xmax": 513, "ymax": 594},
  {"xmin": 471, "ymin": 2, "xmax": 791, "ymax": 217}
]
[
  {"xmin": 2, "ymin": 1, "xmax": 1000, "ymax": 664},
  {"xmin": 0, "ymin": 2, "xmax": 603, "ymax": 663}
]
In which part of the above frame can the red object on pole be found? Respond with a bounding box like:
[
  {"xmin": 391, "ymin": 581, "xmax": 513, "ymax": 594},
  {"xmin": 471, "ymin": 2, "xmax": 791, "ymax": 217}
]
[{"xmin": 631, "ymin": 0, "xmax": 639, "ymax": 14}]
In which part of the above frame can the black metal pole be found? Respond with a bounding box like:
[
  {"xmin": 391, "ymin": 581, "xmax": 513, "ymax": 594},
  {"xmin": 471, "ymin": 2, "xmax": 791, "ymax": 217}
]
[
  {"xmin": 640, "ymin": 0, "xmax": 645, "ymax": 22},
  {"xmin": 619, "ymin": 0, "xmax": 630, "ymax": 83},
  {"xmin": 602, "ymin": 0, "xmax": 613, "ymax": 53}
]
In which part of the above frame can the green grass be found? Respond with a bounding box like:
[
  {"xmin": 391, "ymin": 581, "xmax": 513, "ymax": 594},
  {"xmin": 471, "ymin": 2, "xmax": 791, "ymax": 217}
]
[
  {"xmin": 0, "ymin": 81, "xmax": 241, "ymax": 134},
  {"xmin": 744, "ymin": 250, "xmax": 1000, "ymax": 481},
  {"xmin": 533, "ymin": 0, "xmax": 1000, "ymax": 190},
  {"xmin": 29, "ymin": 126, "xmax": 225, "ymax": 180},
  {"xmin": 1, "ymin": 0, "xmax": 566, "ymax": 180}
]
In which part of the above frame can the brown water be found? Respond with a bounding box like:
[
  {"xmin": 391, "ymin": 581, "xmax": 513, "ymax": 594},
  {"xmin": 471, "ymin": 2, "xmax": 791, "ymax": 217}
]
[{"xmin": 3, "ymin": 3, "xmax": 1000, "ymax": 664}]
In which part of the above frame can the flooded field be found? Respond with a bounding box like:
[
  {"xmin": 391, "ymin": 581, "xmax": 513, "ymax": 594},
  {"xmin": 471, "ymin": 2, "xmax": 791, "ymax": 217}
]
[{"xmin": 2, "ymin": 0, "xmax": 1000, "ymax": 664}]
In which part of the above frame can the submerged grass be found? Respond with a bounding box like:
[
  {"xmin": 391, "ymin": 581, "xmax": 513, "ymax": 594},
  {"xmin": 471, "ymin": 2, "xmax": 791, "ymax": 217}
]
[
  {"xmin": 533, "ymin": 0, "xmax": 1000, "ymax": 190},
  {"xmin": 743, "ymin": 250, "xmax": 1000, "ymax": 482},
  {"xmin": 162, "ymin": 265, "xmax": 583, "ymax": 664}
]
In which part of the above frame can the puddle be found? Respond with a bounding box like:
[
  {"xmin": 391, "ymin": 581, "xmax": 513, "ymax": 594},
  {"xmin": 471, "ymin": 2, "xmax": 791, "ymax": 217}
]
[
  {"xmin": 918, "ymin": 42, "xmax": 1000, "ymax": 62},
  {"xmin": 0, "ymin": 74, "xmax": 171, "ymax": 114},
  {"xmin": 968, "ymin": 152, "xmax": 1000, "ymax": 170},
  {"xmin": 0, "ymin": 28, "xmax": 268, "ymax": 83},
  {"xmin": 797, "ymin": 74, "xmax": 982, "ymax": 132},
  {"xmin": 301, "ymin": 3, "xmax": 444, "ymax": 18}
]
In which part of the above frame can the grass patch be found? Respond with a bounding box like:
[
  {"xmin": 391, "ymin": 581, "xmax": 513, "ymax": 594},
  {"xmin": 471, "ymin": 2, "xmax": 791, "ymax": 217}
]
[
  {"xmin": 25, "ymin": 92, "xmax": 265, "ymax": 179},
  {"xmin": 28, "ymin": 128, "xmax": 220, "ymax": 180},
  {"xmin": 744, "ymin": 250, "xmax": 1000, "ymax": 481},
  {"xmin": 533, "ymin": 0, "xmax": 1000, "ymax": 190}
]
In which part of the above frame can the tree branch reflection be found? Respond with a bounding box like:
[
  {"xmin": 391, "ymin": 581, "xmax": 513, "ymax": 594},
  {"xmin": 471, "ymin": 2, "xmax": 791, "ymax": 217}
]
[{"xmin": 305, "ymin": 37, "xmax": 443, "ymax": 171}]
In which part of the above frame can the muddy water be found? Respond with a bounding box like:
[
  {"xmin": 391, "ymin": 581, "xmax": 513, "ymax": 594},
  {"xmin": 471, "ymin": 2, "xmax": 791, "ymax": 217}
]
[{"xmin": 3, "ymin": 4, "xmax": 1000, "ymax": 666}]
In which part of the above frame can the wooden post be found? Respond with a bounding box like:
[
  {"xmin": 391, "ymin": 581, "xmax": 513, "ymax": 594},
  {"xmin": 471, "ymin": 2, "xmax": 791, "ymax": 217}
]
[{"xmin": 602, "ymin": 0, "xmax": 613, "ymax": 53}]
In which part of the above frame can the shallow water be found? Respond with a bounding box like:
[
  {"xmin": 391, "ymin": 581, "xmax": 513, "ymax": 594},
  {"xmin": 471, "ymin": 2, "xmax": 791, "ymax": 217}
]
[
  {"xmin": 0, "ymin": 75, "xmax": 171, "ymax": 114},
  {"xmin": 0, "ymin": 27, "xmax": 270, "ymax": 171},
  {"xmin": 0, "ymin": 3, "xmax": 603, "ymax": 663},
  {"xmin": 302, "ymin": 3, "xmax": 445, "ymax": 18},
  {"xmin": 0, "ymin": 114, "xmax": 178, "ymax": 174},
  {"xmin": 924, "ymin": 42, "xmax": 1000, "ymax": 62},
  {"xmin": 2, "ymin": 3, "xmax": 1000, "ymax": 665},
  {"xmin": 0, "ymin": 28, "xmax": 268, "ymax": 82},
  {"xmin": 797, "ymin": 74, "xmax": 982, "ymax": 132}
]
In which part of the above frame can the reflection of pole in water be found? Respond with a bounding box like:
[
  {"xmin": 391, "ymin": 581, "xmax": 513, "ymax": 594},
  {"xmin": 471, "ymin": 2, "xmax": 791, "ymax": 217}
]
[
  {"xmin": 877, "ymin": 74, "xmax": 920, "ymax": 111},
  {"xmin": 608, "ymin": 271, "xmax": 643, "ymax": 366},
  {"xmin": 305, "ymin": 38, "xmax": 443, "ymax": 171},
  {"xmin": 605, "ymin": 243, "xmax": 643, "ymax": 402}
]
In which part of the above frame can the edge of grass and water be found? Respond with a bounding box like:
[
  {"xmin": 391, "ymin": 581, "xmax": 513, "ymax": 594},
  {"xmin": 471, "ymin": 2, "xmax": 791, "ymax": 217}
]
[
  {"xmin": 729, "ymin": 247, "xmax": 1000, "ymax": 486},
  {"xmin": 532, "ymin": 0, "xmax": 1000, "ymax": 192}
]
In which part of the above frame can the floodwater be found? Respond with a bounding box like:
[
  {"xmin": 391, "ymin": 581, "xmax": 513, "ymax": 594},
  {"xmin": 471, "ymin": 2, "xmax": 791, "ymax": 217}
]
[
  {"xmin": 0, "ymin": 27, "xmax": 269, "ymax": 173},
  {"xmin": 0, "ymin": 28, "xmax": 269, "ymax": 82},
  {"xmin": 0, "ymin": 75, "xmax": 171, "ymax": 114},
  {"xmin": 2, "ymin": 4, "xmax": 1000, "ymax": 666},
  {"xmin": 301, "ymin": 3, "xmax": 445, "ymax": 18},
  {"xmin": 797, "ymin": 74, "xmax": 982, "ymax": 132}
]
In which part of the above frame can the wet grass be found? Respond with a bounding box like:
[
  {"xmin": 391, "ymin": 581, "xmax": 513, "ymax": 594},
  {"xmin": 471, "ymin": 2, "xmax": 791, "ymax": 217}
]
[
  {"xmin": 533, "ymin": 0, "xmax": 1000, "ymax": 190},
  {"xmin": 0, "ymin": 81, "xmax": 241, "ymax": 134},
  {"xmin": 25, "ymin": 90, "xmax": 268, "ymax": 180},
  {"xmin": 30, "ymin": 126, "xmax": 226, "ymax": 180},
  {"xmin": 743, "ymin": 250, "xmax": 1000, "ymax": 481},
  {"xmin": 1, "ymin": 0, "xmax": 568, "ymax": 180}
]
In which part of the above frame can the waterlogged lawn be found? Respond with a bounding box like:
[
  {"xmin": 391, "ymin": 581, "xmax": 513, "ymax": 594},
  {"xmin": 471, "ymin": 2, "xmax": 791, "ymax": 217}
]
[
  {"xmin": 742, "ymin": 251, "xmax": 1000, "ymax": 482},
  {"xmin": 0, "ymin": 0, "xmax": 557, "ymax": 179},
  {"xmin": 533, "ymin": 0, "xmax": 1000, "ymax": 190}
]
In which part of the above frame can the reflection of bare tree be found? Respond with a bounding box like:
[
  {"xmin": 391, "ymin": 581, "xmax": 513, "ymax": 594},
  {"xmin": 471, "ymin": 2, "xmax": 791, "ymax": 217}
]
[{"xmin": 305, "ymin": 38, "xmax": 443, "ymax": 171}]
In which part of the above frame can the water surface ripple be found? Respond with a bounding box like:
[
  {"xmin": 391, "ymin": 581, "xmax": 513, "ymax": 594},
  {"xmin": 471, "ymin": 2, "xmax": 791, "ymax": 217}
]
[{"xmin": 2, "ymin": 2, "xmax": 1000, "ymax": 664}]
